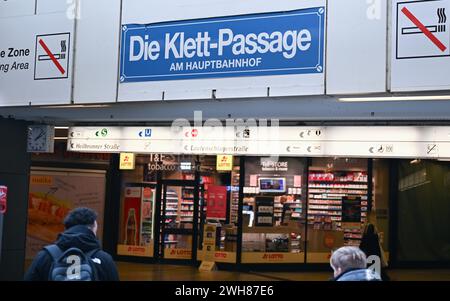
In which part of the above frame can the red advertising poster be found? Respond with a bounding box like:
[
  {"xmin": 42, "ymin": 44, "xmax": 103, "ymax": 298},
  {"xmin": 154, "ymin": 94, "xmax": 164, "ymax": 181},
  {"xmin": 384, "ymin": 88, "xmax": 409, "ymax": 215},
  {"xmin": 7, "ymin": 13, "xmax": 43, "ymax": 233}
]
[
  {"xmin": 0, "ymin": 186, "xmax": 7, "ymax": 214},
  {"xmin": 26, "ymin": 170, "xmax": 106, "ymax": 260},
  {"xmin": 206, "ymin": 185, "xmax": 227, "ymax": 220},
  {"xmin": 123, "ymin": 187, "xmax": 141, "ymax": 245}
]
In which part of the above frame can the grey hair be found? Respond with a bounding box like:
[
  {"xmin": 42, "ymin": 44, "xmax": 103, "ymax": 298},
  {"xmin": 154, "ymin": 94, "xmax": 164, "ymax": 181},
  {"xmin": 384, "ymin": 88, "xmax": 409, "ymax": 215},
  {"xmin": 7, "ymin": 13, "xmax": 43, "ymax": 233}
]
[{"xmin": 330, "ymin": 246, "xmax": 367, "ymax": 273}]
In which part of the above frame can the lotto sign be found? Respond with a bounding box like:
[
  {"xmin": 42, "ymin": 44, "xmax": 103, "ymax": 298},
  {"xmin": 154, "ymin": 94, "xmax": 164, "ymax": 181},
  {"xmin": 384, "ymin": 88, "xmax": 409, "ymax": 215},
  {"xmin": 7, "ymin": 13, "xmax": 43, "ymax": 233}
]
[
  {"xmin": 216, "ymin": 155, "xmax": 233, "ymax": 171},
  {"xmin": 120, "ymin": 153, "xmax": 136, "ymax": 170},
  {"xmin": 34, "ymin": 33, "xmax": 70, "ymax": 80},
  {"xmin": 120, "ymin": 7, "xmax": 325, "ymax": 82},
  {"xmin": 396, "ymin": 0, "xmax": 450, "ymax": 59}
]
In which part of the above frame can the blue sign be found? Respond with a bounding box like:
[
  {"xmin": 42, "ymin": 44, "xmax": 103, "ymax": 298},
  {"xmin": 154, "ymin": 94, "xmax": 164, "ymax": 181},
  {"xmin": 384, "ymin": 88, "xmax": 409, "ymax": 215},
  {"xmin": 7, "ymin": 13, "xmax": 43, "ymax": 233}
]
[
  {"xmin": 120, "ymin": 7, "xmax": 325, "ymax": 83},
  {"xmin": 138, "ymin": 128, "xmax": 152, "ymax": 137}
]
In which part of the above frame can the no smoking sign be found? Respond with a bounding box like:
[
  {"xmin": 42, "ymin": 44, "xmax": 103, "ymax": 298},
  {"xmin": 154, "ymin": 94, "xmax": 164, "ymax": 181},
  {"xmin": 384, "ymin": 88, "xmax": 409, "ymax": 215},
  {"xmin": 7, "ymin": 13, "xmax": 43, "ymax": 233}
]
[
  {"xmin": 397, "ymin": 0, "xmax": 450, "ymax": 59},
  {"xmin": 34, "ymin": 32, "xmax": 70, "ymax": 80}
]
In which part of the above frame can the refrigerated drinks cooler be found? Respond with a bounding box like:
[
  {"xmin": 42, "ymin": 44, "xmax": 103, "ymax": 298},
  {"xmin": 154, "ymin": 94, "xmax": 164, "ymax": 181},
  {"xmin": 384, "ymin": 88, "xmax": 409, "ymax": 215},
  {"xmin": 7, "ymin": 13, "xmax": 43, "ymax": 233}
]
[{"xmin": 123, "ymin": 185, "xmax": 155, "ymax": 247}]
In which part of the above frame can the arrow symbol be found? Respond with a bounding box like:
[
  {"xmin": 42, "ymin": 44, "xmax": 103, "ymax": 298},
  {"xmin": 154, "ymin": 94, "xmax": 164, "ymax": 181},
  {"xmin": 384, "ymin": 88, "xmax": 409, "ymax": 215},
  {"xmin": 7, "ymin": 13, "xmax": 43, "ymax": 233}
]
[
  {"xmin": 95, "ymin": 131, "xmax": 99, "ymax": 137},
  {"xmin": 299, "ymin": 132, "xmax": 304, "ymax": 138},
  {"xmin": 286, "ymin": 146, "xmax": 291, "ymax": 152},
  {"xmin": 184, "ymin": 145, "xmax": 189, "ymax": 151},
  {"xmin": 70, "ymin": 143, "xmax": 74, "ymax": 148},
  {"xmin": 307, "ymin": 146, "xmax": 312, "ymax": 152},
  {"xmin": 139, "ymin": 131, "xmax": 143, "ymax": 137},
  {"xmin": 369, "ymin": 147, "xmax": 374, "ymax": 153},
  {"xmin": 70, "ymin": 132, "xmax": 74, "ymax": 137}
]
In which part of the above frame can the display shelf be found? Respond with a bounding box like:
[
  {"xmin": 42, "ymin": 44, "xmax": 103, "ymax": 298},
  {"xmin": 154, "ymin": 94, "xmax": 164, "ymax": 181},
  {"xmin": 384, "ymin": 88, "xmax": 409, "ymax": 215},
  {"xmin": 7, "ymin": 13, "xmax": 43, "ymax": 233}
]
[
  {"xmin": 230, "ymin": 166, "xmax": 240, "ymax": 224},
  {"xmin": 308, "ymin": 170, "xmax": 368, "ymax": 245}
]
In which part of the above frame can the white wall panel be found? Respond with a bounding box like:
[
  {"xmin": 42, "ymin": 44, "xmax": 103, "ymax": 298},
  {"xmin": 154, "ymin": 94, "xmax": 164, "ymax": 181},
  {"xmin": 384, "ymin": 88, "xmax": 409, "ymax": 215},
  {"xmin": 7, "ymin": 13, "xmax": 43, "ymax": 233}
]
[
  {"xmin": 36, "ymin": 0, "xmax": 70, "ymax": 14},
  {"xmin": 327, "ymin": 0, "xmax": 387, "ymax": 94},
  {"xmin": 119, "ymin": 0, "xmax": 326, "ymax": 102},
  {"xmin": 0, "ymin": 0, "xmax": 35, "ymax": 18},
  {"xmin": 0, "ymin": 13, "xmax": 74, "ymax": 106},
  {"xmin": 73, "ymin": 0, "xmax": 121, "ymax": 103}
]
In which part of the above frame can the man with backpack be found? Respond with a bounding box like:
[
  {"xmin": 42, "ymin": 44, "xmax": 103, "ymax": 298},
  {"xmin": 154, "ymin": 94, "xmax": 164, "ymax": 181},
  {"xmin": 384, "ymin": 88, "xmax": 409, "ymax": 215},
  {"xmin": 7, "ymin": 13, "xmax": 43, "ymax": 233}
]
[{"xmin": 25, "ymin": 207, "xmax": 119, "ymax": 281}]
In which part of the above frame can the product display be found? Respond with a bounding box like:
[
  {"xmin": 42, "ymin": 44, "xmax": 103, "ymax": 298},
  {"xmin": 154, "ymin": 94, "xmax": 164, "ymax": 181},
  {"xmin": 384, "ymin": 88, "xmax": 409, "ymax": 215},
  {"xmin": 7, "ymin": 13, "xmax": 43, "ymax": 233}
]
[
  {"xmin": 255, "ymin": 196, "xmax": 274, "ymax": 227},
  {"xmin": 140, "ymin": 187, "xmax": 155, "ymax": 246},
  {"xmin": 164, "ymin": 189, "xmax": 179, "ymax": 228},
  {"xmin": 230, "ymin": 166, "xmax": 240, "ymax": 224},
  {"xmin": 307, "ymin": 171, "xmax": 368, "ymax": 246}
]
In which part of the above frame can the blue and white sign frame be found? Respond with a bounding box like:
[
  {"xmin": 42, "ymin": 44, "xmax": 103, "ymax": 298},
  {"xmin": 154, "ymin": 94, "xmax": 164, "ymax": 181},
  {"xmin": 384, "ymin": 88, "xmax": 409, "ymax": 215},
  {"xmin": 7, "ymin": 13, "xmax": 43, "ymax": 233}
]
[{"xmin": 120, "ymin": 7, "xmax": 325, "ymax": 83}]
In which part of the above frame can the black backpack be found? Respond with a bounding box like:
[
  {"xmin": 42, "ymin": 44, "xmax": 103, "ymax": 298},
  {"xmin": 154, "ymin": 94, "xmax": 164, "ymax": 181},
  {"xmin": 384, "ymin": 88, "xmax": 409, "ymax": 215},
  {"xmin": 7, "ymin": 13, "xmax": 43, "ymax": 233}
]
[{"xmin": 44, "ymin": 244, "xmax": 99, "ymax": 281}]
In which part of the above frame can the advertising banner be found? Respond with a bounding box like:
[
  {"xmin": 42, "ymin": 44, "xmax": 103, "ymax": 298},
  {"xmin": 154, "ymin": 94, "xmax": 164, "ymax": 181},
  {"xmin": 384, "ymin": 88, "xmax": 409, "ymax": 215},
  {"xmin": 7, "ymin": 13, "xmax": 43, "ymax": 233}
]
[
  {"xmin": 341, "ymin": 196, "xmax": 362, "ymax": 230},
  {"xmin": 0, "ymin": 186, "xmax": 7, "ymax": 214},
  {"xmin": 123, "ymin": 187, "xmax": 141, "ymax": 245},
  {"xmin": 206, "ymin": 186, "xmax": 227, "ymax": 220},
  {"xmin": 26, "ymin": 169, "xmax": 106, "ymax": 259},
  {"xmin": 120, "ymin": 7, "xmax": 325, "ymax": 83}
]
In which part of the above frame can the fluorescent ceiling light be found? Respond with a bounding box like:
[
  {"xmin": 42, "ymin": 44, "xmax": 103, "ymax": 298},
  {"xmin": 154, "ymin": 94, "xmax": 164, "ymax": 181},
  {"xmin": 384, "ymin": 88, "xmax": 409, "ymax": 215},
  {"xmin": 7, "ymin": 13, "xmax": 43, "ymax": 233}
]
[
  {"xmin": 54, "ymin": 137, "xmax": 68, "ymax": 140},
  {"xmin": 38, "ymin": 104, "xmax": 111, "ymax": 109},
  {"xmin": 55, "ymin": 126, "xmax": 69, "ymax": 130},
  {"xmin": 339, "ymin": 95, "xmax": 450, "ymax": 102}
]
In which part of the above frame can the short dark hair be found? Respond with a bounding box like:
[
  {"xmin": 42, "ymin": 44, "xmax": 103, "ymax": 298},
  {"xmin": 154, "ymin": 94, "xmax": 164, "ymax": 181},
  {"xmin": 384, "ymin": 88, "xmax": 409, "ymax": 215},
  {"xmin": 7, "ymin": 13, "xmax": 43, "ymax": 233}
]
[{"xmin": 63, "ymin": 207, "xmax": 97, "ymax": 229}]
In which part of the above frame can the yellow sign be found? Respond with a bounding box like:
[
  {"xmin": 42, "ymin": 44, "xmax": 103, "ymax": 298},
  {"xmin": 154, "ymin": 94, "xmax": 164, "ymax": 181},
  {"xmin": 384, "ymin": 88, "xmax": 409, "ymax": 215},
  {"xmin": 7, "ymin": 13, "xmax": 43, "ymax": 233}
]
[
  {"xmin": 216, "ymin": 155, "xmax": 233, "ymax": 171},
  {"xmin": 117, "ymin": 244, "xmax": 153, "ymax": 257},
  {"xmin": 199, "ymin": 261, "xmax": 217, "ymax": 271},
  {"xmin": 120, "ymin": 153, "xmax": 135, "ymax": 170},
  {"xmin": 164, "ymin": 248, "xmax": 192, "ymax": 259},
  {"xmin": 202, "ymin": 224, "xmax": 217, "ymax": 261},
  {"xmin": 197, "ymin": 250, "xmax": 237, "ymax": 263},
  {"xmin": 30, "ymin": 176, "xmax": 53, "ymax": 185},
  {"xmin": 241, "ymin": 252, "xmax": 305, "ymax": 263}
]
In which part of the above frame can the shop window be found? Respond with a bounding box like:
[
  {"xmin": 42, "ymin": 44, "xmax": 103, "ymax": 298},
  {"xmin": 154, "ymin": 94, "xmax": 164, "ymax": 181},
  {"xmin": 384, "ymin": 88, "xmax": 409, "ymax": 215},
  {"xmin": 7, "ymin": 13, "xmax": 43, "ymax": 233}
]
[
  {"xmin": 397, "ymin": 160, "xmax": 450, "ymax": 262},
  {"xmin": 372, "ymin": 159, "xmax": 390, "ymax": 261},
  {"xmin": 117, "ymin": 154, "xmax": 238, "ymax": 263},
  {"xmin": 306, "ymin": 158, "xmax": 369, "ymax": 263},
  {"xmin": 196, "ymin": 156, "xmax": 238, "ymax": 264},
  {"xmin": 241, "ymin": 157, "xmax": 307, "ymax": 264}
]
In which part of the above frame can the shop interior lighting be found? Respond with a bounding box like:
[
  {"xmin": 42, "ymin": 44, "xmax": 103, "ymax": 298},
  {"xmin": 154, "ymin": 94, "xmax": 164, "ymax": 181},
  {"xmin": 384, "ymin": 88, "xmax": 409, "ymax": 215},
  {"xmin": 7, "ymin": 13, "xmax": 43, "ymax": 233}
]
[{"xmin": 338, "ymin": 95, "xmax": 450, "ymax": 102}]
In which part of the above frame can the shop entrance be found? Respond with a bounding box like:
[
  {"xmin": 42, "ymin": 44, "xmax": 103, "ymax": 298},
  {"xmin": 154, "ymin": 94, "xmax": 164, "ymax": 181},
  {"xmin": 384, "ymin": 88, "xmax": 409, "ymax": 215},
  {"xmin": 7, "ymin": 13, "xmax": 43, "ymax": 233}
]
[{"xmin": 157, "ymin": 179, "xmax": 201, "ymax": 262}]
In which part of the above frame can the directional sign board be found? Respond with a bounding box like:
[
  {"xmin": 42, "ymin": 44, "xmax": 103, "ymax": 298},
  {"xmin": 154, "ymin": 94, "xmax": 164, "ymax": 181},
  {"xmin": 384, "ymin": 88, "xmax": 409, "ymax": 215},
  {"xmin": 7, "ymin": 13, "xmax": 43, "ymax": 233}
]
[{"xmin": 67, "ymin": 126, "xmax": 450, "ymax": 159}]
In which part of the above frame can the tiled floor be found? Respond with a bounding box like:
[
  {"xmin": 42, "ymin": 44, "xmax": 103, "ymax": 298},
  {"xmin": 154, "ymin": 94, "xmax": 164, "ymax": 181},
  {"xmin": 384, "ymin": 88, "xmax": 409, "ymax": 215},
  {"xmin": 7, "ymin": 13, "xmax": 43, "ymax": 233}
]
[{"xmin": 117, "ymin": 261, "xmax": 450, "ymax": 281}]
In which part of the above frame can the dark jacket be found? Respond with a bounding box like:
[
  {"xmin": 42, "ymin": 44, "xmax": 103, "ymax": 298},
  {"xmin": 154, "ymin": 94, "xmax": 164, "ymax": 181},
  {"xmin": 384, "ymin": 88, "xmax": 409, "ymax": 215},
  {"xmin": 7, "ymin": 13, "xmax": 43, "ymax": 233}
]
[
  {"xmin": 359, "ymin": 232, "xmax": 382, "ymax": 259},
  {"xmin": 24, "ymin": 225, "xmax": 119, "ymax": 281},
  {"xmin": 334, "ymin": 268, "xmax": 382, "ymax": 281}
]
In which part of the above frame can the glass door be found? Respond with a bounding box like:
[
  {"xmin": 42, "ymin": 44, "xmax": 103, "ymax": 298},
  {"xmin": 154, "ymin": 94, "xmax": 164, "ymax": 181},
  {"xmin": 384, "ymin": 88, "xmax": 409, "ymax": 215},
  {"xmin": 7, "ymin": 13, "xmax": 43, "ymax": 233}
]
[{"xmin": 158, "ymin": 179, "xmax": 200, "ymax": 262}]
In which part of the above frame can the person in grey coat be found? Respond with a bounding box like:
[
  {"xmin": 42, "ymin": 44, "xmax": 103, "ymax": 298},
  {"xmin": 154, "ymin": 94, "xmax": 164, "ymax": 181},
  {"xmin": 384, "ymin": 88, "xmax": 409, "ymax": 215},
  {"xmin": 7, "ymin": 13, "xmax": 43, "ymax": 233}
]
[{"xmin": 330, "ymin": 246, "xmax": 381, "ymax": 281}]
